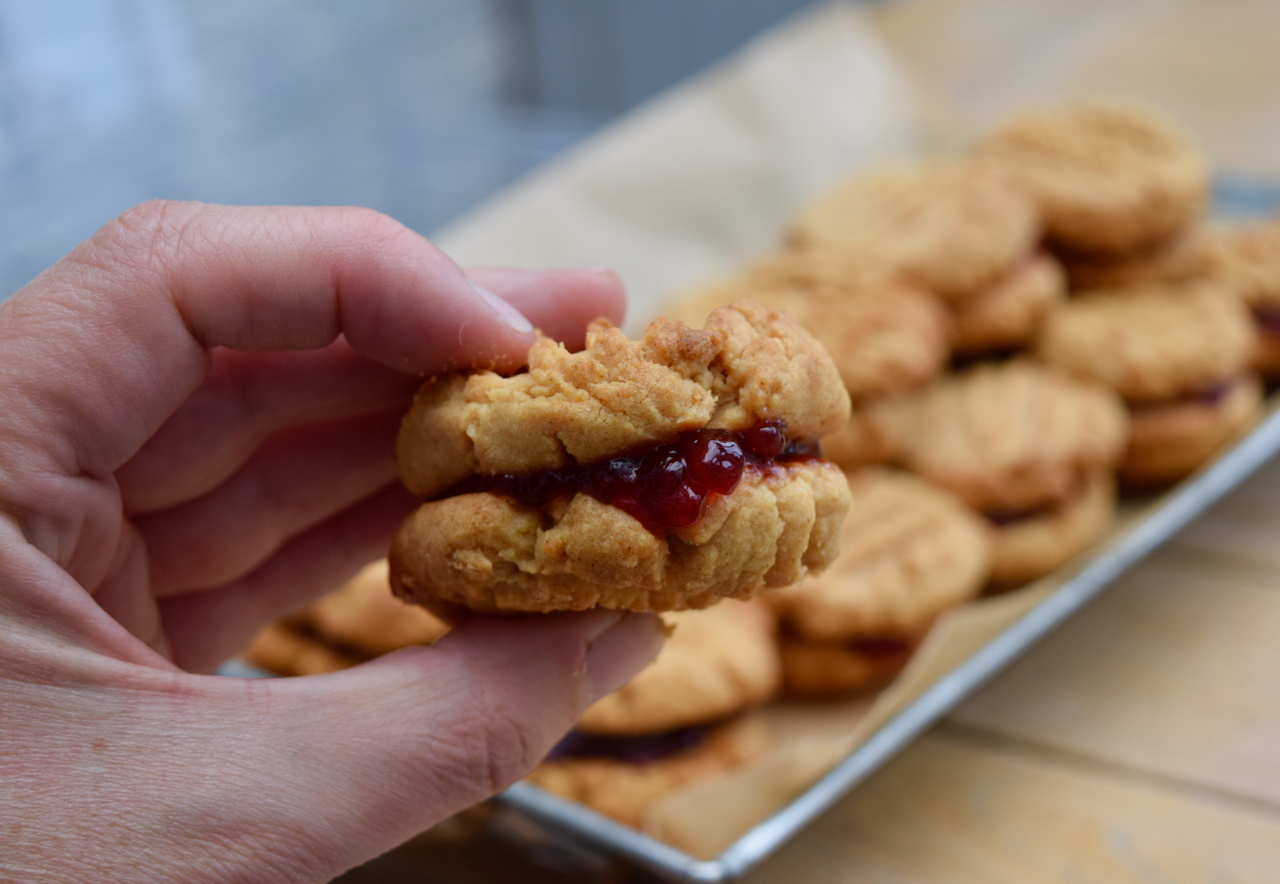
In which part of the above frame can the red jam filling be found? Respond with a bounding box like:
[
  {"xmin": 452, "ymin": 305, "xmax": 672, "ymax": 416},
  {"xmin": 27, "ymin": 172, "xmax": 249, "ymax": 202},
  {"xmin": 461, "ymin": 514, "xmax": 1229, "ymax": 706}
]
[
  {"xmin": 546, "ymin": 725, "xmax": 708, "ymax": 765},
  {"xmin": 848, "ymin": 636, "xmax": 915, "ymax": 659},
  {"xmin": 1253, "ymin": 305, "xmax": 1280, "ymax": 337},
  {"xmin": 441, "ymin": 420, "xmax": 821, "ymax": 532},
  {"xmin": 1128, "ymin": 376, "xmax": 1238, "ymax": 415},
  {"xmin": 983, "ymin": 501, "xmax": 1061, "ymax": 528},
  {"xmin": 1191, "ymin": 377, "xmax": 1236, "ymax": 407}
]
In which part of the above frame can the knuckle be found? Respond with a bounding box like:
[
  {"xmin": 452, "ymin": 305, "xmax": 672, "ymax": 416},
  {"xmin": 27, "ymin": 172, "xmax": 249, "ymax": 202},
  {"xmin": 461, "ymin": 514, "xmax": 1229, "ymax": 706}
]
[
  {"xmin": 87, "ymin": 199, "xmax": 203, "ymax": 284},
  {"xmin": 417, "ymin": 684, "xmax": 546, "ymax": 801}
]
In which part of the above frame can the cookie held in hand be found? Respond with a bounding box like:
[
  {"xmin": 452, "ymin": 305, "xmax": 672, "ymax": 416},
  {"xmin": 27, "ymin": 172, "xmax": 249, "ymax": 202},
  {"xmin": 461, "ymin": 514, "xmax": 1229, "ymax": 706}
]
[{"xmin": 391, "ymin": 302, "xmax": 853, "ymax": 617}]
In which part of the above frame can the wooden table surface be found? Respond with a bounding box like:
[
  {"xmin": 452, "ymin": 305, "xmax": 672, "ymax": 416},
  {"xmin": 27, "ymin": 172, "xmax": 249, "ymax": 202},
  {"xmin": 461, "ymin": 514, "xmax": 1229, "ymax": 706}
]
[{"xmin": 340, "ymin": 1, "xmax": 1280, "ymax": 880}]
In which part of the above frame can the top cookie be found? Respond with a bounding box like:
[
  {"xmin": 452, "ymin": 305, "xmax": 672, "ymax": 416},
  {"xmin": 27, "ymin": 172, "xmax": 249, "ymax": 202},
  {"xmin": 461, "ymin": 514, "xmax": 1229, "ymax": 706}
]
[
  {"xmin": 1035, "ymin": 283, "xmax": 1255, "ymax": 402},
  {"xmin": 787, "ymin": 159, "xmax": 1039, "ymax": 301},
  {"xmin": 666, "ymin": 253, "xmax": 951, "ymax": 402},
  {"xmin": 578, "ymin": 600, "xmax": 780, "ymax": 736},
  {"xmin": 979, "ymin": 101, "xmax": 1208, "ymax": 255},
  {"xmin": 398, "ymin": 302, "xmax": 851, "ymax": 499},
  {"xmin": 870, "ymin": 361, "xmax": 1129, "ymax": 512}
]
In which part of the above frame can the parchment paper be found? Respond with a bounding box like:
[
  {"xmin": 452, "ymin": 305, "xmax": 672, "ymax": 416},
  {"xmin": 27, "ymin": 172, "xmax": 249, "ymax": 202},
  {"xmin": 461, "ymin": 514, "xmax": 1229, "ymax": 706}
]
[
  {"xmin": 429, "ymin": 0, "xmax": 1211, "ymax": 862},
  {"xmin": 437, "ymin": 1, "xmax": 940, "ymax": 335}
]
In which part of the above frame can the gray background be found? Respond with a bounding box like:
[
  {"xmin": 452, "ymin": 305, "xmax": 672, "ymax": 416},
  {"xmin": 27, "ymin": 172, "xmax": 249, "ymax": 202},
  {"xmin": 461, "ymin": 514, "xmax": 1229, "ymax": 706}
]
[{"xmin": 0, "ymin": 0, "xmax": 817, "ymax": 299}]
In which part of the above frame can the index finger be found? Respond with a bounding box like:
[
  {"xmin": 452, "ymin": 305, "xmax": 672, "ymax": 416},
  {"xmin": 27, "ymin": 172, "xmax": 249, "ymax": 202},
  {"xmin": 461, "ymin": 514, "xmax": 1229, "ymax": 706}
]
[{"xmin": 0, "ymin": 201, "xmax": 553, "ymax": 484}]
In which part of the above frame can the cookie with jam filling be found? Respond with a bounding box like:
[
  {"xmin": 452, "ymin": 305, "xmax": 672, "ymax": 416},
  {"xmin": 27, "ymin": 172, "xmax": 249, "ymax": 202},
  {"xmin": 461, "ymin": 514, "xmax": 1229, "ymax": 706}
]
[
  {"xmin": 244, "ymin": 559, "xmax": 450, "ymax": 676},
  {"xmin": 1196, "ymin": 220, "xmax": 1280, "ymax": 377},
  {"xmin": 391, "ymin": 302, "xmax": 853, "ymax": 616},
  {"xmin": 769, "ymin": 468, "xmax": 990, "ymax": 696},
  {"xmin": 528, "ymin": 600, "xmax": 777, "ymax": 827},
  {"xmin": 1035, "ymin": 282, "xmax": 1262, "ymax": 485},
  {"xmin": 979, "ymin": 101, "xmax": 1208, "ymax": 255},
  {"xmin": 869, "ymin": 361, "xmax": 1128, "ymax": 590}
]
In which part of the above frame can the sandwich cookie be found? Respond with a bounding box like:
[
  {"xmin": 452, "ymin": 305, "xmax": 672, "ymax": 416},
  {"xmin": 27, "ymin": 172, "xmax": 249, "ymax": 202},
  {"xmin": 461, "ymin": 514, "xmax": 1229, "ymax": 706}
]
[
  {"xmin": 979, "ymin": 100, "xmax": 1208, "ymax": 255},
  {"xmin": 870, "ymin": 361, "xmax": 1128, "ymax": 589},
  {"xmin": 1197, "ymin": 221, "xmax": 1280, "ymax": 377},
  {"xmin": 244, "ymin": 560, "xmax": 449, "ymax": 676},
  {"xmin": 528, "ymin": 600, "xmax": 779, "ymax": 827},
  {"xmin": 769, "ymin": 468, "xmax": 990, "ymax": 696},
  {"xmin": 391, "ymin": 303, "xmax": 853, "ymax": 617},
  {"xmin": 1036, "ymin": 283, "xmax": 1261, "ymax": 484}
]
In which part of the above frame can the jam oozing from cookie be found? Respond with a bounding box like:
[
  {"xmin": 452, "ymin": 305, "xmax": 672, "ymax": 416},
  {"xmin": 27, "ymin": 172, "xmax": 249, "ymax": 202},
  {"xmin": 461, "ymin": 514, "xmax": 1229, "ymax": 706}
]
[
  {"xmin": 443, "ymin": 420, "xmax": 820, "ymax": 532},
  {"xmin": 547, "ymin": 725, "xmax": 708, "ymax": 765}
]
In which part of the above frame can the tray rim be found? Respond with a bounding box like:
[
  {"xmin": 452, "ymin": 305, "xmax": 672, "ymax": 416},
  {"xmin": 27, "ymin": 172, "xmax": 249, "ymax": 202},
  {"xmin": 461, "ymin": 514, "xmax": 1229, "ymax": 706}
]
[{"xmin": 494, "ymin": 398, "xmax": 1280, "ymax": 882}]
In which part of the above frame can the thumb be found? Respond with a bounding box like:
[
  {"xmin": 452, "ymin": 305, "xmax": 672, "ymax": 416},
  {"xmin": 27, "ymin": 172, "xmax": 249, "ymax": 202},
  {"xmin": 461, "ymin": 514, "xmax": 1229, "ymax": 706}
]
[{"xmin": 225, "ymin": 610, "xmax": 665, "ymax": 879}]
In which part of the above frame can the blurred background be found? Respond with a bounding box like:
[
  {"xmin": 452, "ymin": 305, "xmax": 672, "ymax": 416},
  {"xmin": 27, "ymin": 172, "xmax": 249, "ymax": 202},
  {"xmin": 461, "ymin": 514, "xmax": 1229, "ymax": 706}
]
[{"xmin": 0, "ymin": 0, "xmax": 822, "ymax": 298}]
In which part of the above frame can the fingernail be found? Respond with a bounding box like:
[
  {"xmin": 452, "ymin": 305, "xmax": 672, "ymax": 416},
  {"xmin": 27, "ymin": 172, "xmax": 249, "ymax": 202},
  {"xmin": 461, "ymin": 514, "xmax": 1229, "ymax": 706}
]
[
  {"xmin": 582, "ymin": 613, "xmax": 665, "ymax": 706},
  {"xmin": 471, "ymin": 280, "xmax": 534, "ymax": 334}
]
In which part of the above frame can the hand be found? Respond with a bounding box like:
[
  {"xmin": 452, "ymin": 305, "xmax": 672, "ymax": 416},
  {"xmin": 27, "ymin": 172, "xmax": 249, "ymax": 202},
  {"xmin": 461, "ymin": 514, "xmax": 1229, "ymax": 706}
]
[{"xmin": 0, "ymin": 202, "xmax": 664, "ymax": 883}]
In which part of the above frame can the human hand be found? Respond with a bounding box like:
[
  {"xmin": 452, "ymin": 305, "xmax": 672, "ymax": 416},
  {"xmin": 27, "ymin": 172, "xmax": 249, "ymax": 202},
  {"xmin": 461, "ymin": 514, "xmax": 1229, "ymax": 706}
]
[{"xmin": 0, "ymin": 202, "xmax": 665, "ymax": 883}]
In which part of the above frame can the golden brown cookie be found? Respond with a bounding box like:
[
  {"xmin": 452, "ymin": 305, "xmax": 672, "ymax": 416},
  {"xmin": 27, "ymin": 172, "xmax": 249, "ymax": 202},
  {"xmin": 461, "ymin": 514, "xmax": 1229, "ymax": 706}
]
[
  {"xmin": 392, "ymin": 459, "xmax": 850, "ymax": 617},
  {"xmin": 1121, "ymin": 373, "xmax": 1263, "ymax": 485},
  {"xmin": 578, "ymin": 600, "xmax": 780, "ymax": 736},
  {"xmin": 528, "ymin": 716, "xmax": 767, "ymax": 828},
  {"xmin": 1035, "ymin": 283, "xmax": 1256, "ymax": 403},
  {"xmin": 986, "ymin": 470, "xmax": 1116, "ymax": 590},
  {"xmin": 309, "ymin": 560, "xmax": 449, "ymax": 656},
  {"xmin": 870, "ymin": 360, "xmax": 1129, "ymax": 514},
  {"xmin": 770, "ymin": 468, "xmax": 989, "ymax": 642},
  {"xmin": 777, "ymin": 634, "xmax": 915, "ymax": 698},
  {"xmin": 1197, "ymin": 221, "xmax": 1280, "ymax": 375},
  {"xmin": 980, "ymin": 101, "xmax": 1208, "ymax": 255},
  {"xmin": 768, "ymin": 468, "xmax": 989, "ymax": 697},
  {"xmin": 951, "ymin": 251, "xmax": 1067, "ymax": 356},
  {"xmin": 786, "ymin": 159, "xmax": 1039, "ymax": 301},
  {"xmin": 392, "ymin": 303, "xmax": 853, "ymax": 616}
]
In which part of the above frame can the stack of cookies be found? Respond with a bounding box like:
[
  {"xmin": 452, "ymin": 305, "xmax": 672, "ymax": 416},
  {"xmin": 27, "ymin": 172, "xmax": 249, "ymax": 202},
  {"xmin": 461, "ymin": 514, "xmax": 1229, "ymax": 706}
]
[{"xmin": 662, "ymin": 96, "xmax": 1273, "ymax": 708}]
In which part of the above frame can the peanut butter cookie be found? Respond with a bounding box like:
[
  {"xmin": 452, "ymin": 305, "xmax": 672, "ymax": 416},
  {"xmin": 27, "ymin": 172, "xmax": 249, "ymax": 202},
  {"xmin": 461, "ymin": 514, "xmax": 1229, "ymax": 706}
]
[{"xmin": 392, "ymin": 303, "xmax": 853, "ymax": 615}]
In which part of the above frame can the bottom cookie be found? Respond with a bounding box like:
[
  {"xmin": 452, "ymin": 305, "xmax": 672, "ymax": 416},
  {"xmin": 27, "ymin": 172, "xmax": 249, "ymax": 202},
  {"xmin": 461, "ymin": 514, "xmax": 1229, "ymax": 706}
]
[
  {"xmin": 985, "ymin": 469, "xmax": 1117, "ymax": 591},
  {"xmin": 1121, "ymin": 373, "xmax": 1263, "ymax": 485},
  {"xmin": 777, "ymin": 633, "xmax": 916, "ymax": 698},
  {"xmin": 527, "ymin": 716, "xmax": 768, "ymax": 828}
]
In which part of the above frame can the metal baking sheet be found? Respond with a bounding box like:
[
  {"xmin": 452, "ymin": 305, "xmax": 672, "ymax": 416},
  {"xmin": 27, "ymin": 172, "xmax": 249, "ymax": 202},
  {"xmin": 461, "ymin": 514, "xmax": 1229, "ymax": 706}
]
[{"xmin": 492, "ymin": 396, "xmax": 1280, "ymax": 882}]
